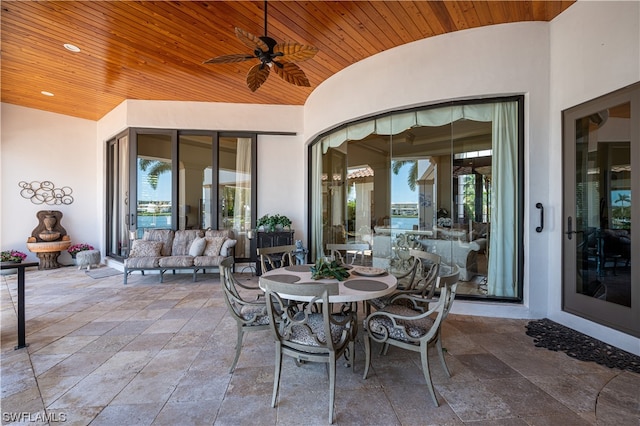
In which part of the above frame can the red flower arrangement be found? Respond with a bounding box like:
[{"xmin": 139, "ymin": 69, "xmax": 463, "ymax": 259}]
[{"xmin": 68, "ymin": 243, "xmax": 94, "ymax": 257}]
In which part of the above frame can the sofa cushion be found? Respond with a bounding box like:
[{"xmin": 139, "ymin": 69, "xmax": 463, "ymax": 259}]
[
  {"xmin": 189, "ymin": 236, "xmax": 207, "ymax": 256},
  {"xmin": 205, "ymin": 229, "xmax": 235, "ymax": 239},
  {"xmin": 171, "ymin": 229, "xmax": 203, "ymax": 256},
  {"xmin": 159, "ymin": 255, "xmax": 195, "ymax": 268},
  {"xmin": 143, "ymin": 229, "xmax": 174, "ymax": 256},
  {"xmin": 125, "ymin": 256, "xmax": 161, "ymax": 268},
  {"xmin": 220, "ymin": 238, "xmax": 237, "ymax": 257},
  {"xmin": 193, "ymin": 255, "xmax": 225, "ymax": 267},
  {"xmin": 204, "ymin": 236, "xmax": 226, "ymax": 256},
  {"xmin": 130, "ymin": 240, "xmax": 163, "ymax": 257}
]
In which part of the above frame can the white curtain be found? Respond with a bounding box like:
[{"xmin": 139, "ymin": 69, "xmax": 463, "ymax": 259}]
[
  {"xmin": 311, "ymin": 144, "xmax": 324, "ymax": 259},
  {"xmin": 487, "ymin": 102, "xmax": 517, "ymax": 297},
  {"xmin": 233, "ymin": 138, "xmax": 252, "ymax": 258}
]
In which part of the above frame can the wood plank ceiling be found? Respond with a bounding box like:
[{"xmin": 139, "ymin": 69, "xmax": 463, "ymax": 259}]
[{"xmin": 1, "ymin": 1, "xmax": 575, "ymax": 121}]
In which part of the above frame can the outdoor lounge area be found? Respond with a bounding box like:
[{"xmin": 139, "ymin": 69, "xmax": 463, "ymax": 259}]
[
  {"xmin": 2, "ymin": 266, "xmax": 638, "ymax": 425},
  {"xmin": 2, "ymin": 2, "xmax": 640, "ymax": 424}
]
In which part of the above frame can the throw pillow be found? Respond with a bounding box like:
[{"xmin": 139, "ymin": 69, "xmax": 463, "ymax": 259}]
[
  {"xmin": 188, "ymin": 236, "xmax": 207, "ymax": 256},
  {"xmin": 203, "ymin": 236, "xmax": 226, "ymax": 257},
  {"xmin": 130, "ymin": 240, "xmax": 163, "ymax": 257},
  {"xmin": 220, "ymin": 238, "xmax": 237, "ymax": 257}
]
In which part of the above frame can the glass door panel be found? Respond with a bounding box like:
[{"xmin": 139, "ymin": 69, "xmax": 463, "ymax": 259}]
[
  {"xmin": 136, "ymin": 133, "xmax": 173, "ymax": 234},
  {"xmin": 218, "ymin": 136, "xmax": 253, "ymax": 261},
  {"xmin": 106, "ymin": 132, "xmax": 130, "ymax": 259},
  {"xmin": 178, "ymin": 134, "xmax": 213, "ymax": 230},
  {"xmin": 563, "ymin": 84, "xmax": 638, "ymax": 337}
]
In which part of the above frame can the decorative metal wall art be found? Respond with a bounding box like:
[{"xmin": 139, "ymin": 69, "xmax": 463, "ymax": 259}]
[{"xmin": 19, "ymin": 181, "xmax": 74, "ymax": 205}]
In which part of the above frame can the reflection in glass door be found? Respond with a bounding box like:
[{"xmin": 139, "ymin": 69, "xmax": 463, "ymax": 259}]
[
  {"xmin": 136, "ymin": 132, "xmax": 174, "ymax": 235},
  {"xmin": 563, "ymin": 83, "xmax": 639, "ymax": 337}
]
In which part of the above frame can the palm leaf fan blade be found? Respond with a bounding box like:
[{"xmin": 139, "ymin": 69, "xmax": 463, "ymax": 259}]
[
  {"xmin": 247, "ymin": 63, "xmax": 270, "ymax": 92},
  {"xmin": 274, "ymin": 42, "xmax": 318, "ymax": 62},
  {"xmin": 203, "ymin": 54, "xmax": 255, "ymax": 64},
  {"xmin": 235, "ymin": 27, "xmax": 269, "ymax": 52},
  {"xmin": 274, "ymin": 62, "xmax": 310, "ymax": 87}
]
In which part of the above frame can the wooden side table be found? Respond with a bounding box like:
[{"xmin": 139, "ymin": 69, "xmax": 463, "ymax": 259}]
[{"xmin": 1, "ymin": 261, "xmax": 39, "ymax": 349}]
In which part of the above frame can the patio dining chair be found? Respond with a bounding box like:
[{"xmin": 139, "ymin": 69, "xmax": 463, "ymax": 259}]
[
  {"xmin": 220, "ymin": 257, "xmax": 270, "ymax": 373},
  {"xmin": 261, "ymin": 277, "xmax": 356, "ymax": 424},
  {"xmin": 257, "ymin": 244, "xmax": 297, "ymax": 273},
  {"xmin": 366, "ymin": 249, "xmax": 441, "ymax": 314},
  {"xmin": 362, "ymin": 268, "xmax": 459, "ymax": 406},
  {"xmin": 326, "ymin": 243, "xmax": 370, "ymax": 265}
]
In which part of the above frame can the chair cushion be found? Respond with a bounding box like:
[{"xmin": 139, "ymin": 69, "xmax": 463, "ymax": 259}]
[
  {"xmin": 158, "ymin": 255, "xmax": 194, "ymax": 268},
  {"xmin": 129, "ymin": 240, "xmax": 163, "ymax": 258},
  {"xmin": 204, "ymin": 236, "xmax": 226, "ymax": 256},
  {"xmin": 289, "ymin": 313, "xmax": 349, "ymax": 346},
  {"xmin": 366, "ymin": 304, "xmax": 434, "ymax": 342},
  {"xmin": 188, "ymin": 236, "xmax": 207, "ymax": 256},
  {"xmin": 239, "ymin": 305, "xmax": 269, "ymax": 325}
]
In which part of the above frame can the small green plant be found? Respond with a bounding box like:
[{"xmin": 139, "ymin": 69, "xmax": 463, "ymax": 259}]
[
  {"xmin": 310, "ymin": 257, "xmax": 350, "ymax": 281},
  {"xmin": 257, "ymin": 214, "xmax": 292, "ymax": 232}
]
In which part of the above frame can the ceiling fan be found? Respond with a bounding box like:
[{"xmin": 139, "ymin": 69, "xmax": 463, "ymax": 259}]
[{"xmin": 204, "ymin": 1, "xmax": 318, "ymax": 92}]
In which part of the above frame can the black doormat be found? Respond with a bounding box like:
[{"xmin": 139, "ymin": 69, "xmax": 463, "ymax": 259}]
[{"xmin": 525, "ymin": 318, "xmax": 640, "ymax": 374}]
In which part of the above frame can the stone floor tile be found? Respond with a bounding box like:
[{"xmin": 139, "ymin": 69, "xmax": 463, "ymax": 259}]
[
  {"xmin": 89, "ymin": 402, "xmax": 164, "ymax": 426},
  {"xmin": 3, "ymin": 267, "xmax": 639, "ymax": 425}
]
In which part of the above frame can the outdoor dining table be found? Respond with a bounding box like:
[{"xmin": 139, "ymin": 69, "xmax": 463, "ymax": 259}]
[{"xmin": 258, "ymin": 264, "xmax": 397, "ymax": 304}]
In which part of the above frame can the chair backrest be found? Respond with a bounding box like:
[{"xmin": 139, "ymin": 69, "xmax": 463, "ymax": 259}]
[
  {"xmin": 409, "ymin": 249, "xmax": 441, "ymax": 298},
  {"xmin": 257, "ymin": 245, "xmax": 297, "ymax": 272},
  {"xmin": 435, "ymin": 267, "xmax": 459, "ymax": 320},
  {"xmin": 260, "ymin": 278, "xmax": 346, "ymax": 352},
  {"xmin": 326, "ymin": 243, "xmax": 370, "ymax": 265}
]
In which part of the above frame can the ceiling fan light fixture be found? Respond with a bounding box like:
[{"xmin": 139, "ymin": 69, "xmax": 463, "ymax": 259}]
[{"xmin": 203, "ymin": 0, "xmax": 317, "ymax": 91}]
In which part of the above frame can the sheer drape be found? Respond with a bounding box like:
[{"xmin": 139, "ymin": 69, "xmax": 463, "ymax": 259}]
[
  {"xmin": 311, "ymin": 144, "xmax": 324, "ymax": 259},
  {"xmin": 487, "ymin": 103, "xmax": 517, "ymax": 296}
]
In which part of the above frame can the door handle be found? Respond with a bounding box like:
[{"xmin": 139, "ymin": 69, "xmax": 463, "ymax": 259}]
[
  {"xmin": 535, "ymin": 203, "xmax": 544, "ymax": 233},
  {"xmin": 565, "ymin": 216, "xmax": 582, "ymax": 239}
]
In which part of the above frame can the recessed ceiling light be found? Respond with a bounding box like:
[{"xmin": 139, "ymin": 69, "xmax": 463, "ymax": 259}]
[
  {"xmin": 63, "ymin": 43, "xmax": 81, "ymax": 52},
  {"xmin": 41, "ymin": 91, "xmax": 54, "ymax": 97}
]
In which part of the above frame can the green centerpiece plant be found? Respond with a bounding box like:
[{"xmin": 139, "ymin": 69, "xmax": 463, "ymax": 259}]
[{"xmin": 310, "ymin": 257, "xmax": 350, "ymax": 281}]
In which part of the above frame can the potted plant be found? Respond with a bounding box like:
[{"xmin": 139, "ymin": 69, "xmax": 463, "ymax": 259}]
[
  {"xmin": 257, "ymin": 214, "xmax": 292, "ymax": 232},
  {"xmin": 1, "ymin": 250, "xmax": 27, "ymax": 263},
  {"xmin": 68, "ymin": 243, "xmax": 94, "ymax": 259}
]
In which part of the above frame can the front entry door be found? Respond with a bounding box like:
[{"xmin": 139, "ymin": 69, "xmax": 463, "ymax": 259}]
[{"xmin": 562, "ymin": 83, "xmax": 639, "ymax": 337}]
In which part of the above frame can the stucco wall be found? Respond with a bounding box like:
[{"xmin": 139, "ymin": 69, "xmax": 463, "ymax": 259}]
[
  {"xmin": 547, "ymin": 0, "xmax": 640, "ymax": 354},
  {"xmin": 1, "ymin": 104, "xmax": 99, "ymax": 265}
]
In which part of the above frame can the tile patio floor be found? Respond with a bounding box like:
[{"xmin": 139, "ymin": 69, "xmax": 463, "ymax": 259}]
[{"xmin": 2, "ymin": 266, "xmax": 638, "ymax": 425}]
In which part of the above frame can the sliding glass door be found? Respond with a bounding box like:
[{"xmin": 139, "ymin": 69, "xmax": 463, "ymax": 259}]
[
  {"xmin": 310, "ymin": 97, "xmax": 523, "ymax": 301},
  {"xmin": 106, "ymin": 129, "xmax": 256, "ymax": 262}
]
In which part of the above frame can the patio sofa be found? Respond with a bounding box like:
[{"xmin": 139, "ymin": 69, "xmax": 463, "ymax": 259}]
[{"xmin": 124, "ymin": 228, "xmax": 236, "ymax": 284}]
